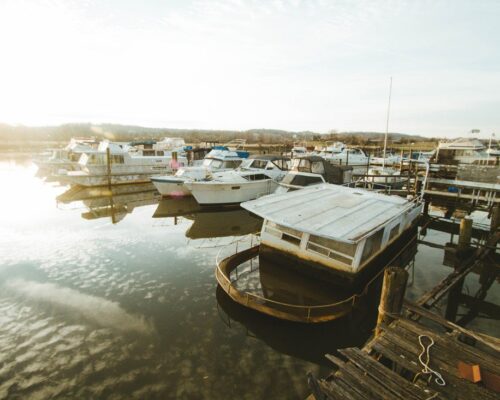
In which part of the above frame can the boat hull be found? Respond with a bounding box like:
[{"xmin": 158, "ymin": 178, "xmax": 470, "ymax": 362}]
[
  {"xmin": 151, "ymin": 177, "xmax": 191, "ymax": 197},
  {"xmin": 188, "ymin": 180, "xmax": 278, "ymax": 205}
]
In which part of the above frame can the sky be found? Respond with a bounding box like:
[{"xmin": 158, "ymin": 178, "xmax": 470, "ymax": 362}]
[{"xmin": 0, "ymin": 0, "xmax": 499, "ymax": 138}]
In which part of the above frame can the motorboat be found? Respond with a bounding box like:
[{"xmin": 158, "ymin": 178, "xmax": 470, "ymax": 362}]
[
  {"xmin": 185, "ymin": 155, "xmax": 290, "ymax": 205},
  {"xmin": 275, "ymin": 156, "xmax": 353, "ymax": 194},
  {"xmin": 59, "ymin": 140, "xmax": 189, "ymax": 186},
  {"xmin": 364, "ymin": 166, "xmax": 406, "ymax": 189},
  {"xmin": 321, "ymin": 147, "xmax": 369, "ymax": 166},
  {"xmin": 151, "ymin": 147, "xmax": 249, "ymax": 197},
  {"xmin": 369, "ymin": 153, "xmax": 402, "ymax": 166},
  {"xmin": 242, "ymin": 184, "xmax": 421, "ymax": 286}
]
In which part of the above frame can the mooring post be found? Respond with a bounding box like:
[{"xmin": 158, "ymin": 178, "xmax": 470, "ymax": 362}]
[
  {"xmin": 491, "ymin": 204, "xmax": 500, "ymax": 233},
  {"xmin": 376, "ymin": 266, "xmax": 409, "ymax": 337},
  {"xmin": 458, "ymin": 217, "xmax": 473, "ymax": 251},
  {"xmin": 106, "ymin": 146, "xmax": 112, "ymax": 190}
]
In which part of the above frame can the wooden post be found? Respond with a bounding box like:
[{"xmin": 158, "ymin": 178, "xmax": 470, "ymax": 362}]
[
  {"xmin": 376, "ymin": 267, "xmax": 409, "ymax": 336},
  {"xmin": 491, "ymin": 204, "xmax": 500, "ymax": 233},
  {"xmin": 458, "ymin": 217, "xmax": 473, "ymax": 250},
  {"xmin": 106, "ymin": 147, "xmax": 112, "ymax": 190}
]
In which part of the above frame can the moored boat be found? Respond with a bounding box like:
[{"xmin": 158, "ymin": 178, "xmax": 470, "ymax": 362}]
[
  {"xmin": 185, "ymin": 155, "xmax": 290, "ymax": 206},
  {"xmin": 241, "ymin": 184, "xmax": 421, "ymax": 286},
  {"xmin": 151, "ymin": 147, "xmax": 248, "ymax": 197}
]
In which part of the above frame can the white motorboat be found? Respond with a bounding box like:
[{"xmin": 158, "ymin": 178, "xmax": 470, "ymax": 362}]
[
  {"xmin": 321, "ymin": 147, "xmax": 369, "ymax": 166},
  {"xmin": 369, "ymin": 153, "xmax": 402, "ymax": 166},
  {"xmin": 60, "ymin": 140, "xmax": 189, "ymax": 186},
  {"xmin": 151, "ymin": 147, "xmax": 248, "ymax": 197},
  {"xmin": 185, "ymin": 156, "xmax": 290, "ymax": 205},
  {"xmin": 242, "ymin": 183, "xmax": 421, "ymax": 286},
  {"xmin": 365, "ymin": 166, "xmax": 405, "ymax": 189}
]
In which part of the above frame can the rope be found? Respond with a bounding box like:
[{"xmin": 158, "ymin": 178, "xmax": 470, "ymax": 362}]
[{"xmin": 414, "ymin": 335, "xmax": 446, "ymax": 386}]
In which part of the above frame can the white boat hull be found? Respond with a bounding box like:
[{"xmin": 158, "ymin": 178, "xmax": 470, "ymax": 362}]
[
  {"xmin": 151, "ymin": 177, "xmax": 192, "ymax": 197},
  {"xmin": 188, "ymin": 180, "xmax": 278, "ymax": 205}
]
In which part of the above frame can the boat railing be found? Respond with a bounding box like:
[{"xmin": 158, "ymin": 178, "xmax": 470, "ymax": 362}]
[{"xmin": 215, "ymin": 234, "xmax": 419, "ymax": 323}]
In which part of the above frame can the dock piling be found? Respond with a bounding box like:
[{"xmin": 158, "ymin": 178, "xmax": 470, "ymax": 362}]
[{"xmin": 375, "ymin": 266, "xmax": 409, "ymax": 337}]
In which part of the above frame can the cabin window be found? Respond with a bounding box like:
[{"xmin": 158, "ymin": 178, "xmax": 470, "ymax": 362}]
[
  {"xmin": 307, "ymin": 235, "xmax": 356, "ymax": 266},
  {"xmin": 264, "ymin": 221, "xmax": 302, "ymax": 246},
  {"xmin": 223, "ymin": 160, "xmax": 241, "ymax": 169},
  {"xmin": 157, "ymin": 151, "xmax": 164, "ymax": 156},
  {"xmin": 292, "ymin": 175, "xmax": 323, "ymax": 186},
  {"xmin": 361, "ymin": 229, "xmax": 384, "ymax": 264},
  {"xmin": 389, "ymin": 224, "xmax": 400, "ymax": 241},
  {"xmin": 111, "ymin": 155, "xmax": 124, "ymax": 164},
  {"xmin": 311, "ymin": 162, "xmax": 325, "ymax": 174},
  {"xmin": 272, "ymin": 159, "xmax": 289, "ymax": 170},
  {"xmin": 244, "ymin": 173, "xmax": 269, "ymax": 181},
  {"xmin": 250, "ymin": 160, "xmax": 268, "ymax": 169},
  {"xmin": 143, "ymin": 150, "xmax": 155, "ymax": 156}
]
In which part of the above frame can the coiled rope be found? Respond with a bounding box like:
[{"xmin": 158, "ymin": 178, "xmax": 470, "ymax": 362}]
[{"xmin": 414, "ymin": 335, "xmax": 446, "ymax": 386}]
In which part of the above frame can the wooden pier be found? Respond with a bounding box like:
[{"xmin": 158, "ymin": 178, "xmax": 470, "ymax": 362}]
[
  {"xmin": 308, "ymin": 302, "xmax": 500, "ymax": 400},
  {"xmin": 308, "ymin": 223, "xmax": 500, "ymax": 400}
]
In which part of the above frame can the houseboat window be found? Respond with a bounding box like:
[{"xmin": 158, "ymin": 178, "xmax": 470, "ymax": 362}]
[
  {"xmin": 157, "ymin": 151, "xmax": 164, "ymax": 156},
  {"xmin": 361, "ymin": 229, "xmax": 384, "ymax": 263},
  {"xmin": 264, "ymin": 221, "xmax": 302, "ymax": 245},
  {"xmin": 308, "ymin": 234, "xmax": 356, "ymax": 256},
  {"xmin": 389, "ymin": 224, "xmax": 400, "ymax": 241},
  {"xmin": 143, "ymin": 150, "xmax": 155, "ymax": 156}
]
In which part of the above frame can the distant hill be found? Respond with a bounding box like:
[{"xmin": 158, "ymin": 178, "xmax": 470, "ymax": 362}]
[{"xmin": 0, "ymin": 122, "xmax": 432, "ymax": 145}]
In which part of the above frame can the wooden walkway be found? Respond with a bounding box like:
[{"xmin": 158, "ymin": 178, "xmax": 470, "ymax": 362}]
[{"xmin": 308, "ymin": 303, "xmax": 500, "ymax": 400}]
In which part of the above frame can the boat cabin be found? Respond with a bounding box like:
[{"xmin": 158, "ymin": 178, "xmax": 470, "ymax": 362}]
[
  {"xmin": 242, "ymin": 184, "xmax": 421, "ymax": 284},
  {"xmin": 289, "ymin": 156, "xmax": 353, "ymax": 185},
  {"xmin": 240, "ymin": 155, "xmax": 290, "ymax": 172}
]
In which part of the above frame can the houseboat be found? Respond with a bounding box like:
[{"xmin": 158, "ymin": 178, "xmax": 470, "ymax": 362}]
[
  {"xmin": 185, "ymin": 155, "xmax": 290, "ymax": 206},
  {"xmin": 60, "ymin": 140, "xmax": 189, "ymax": 187},
  {"xmin": 241, "ymin": 184, "xmax": 421, "ymax": 286},
  {"xmin": 435, "ymin": 137, "xmax": 495, "ymax": 165},
  {"xmin": 151, "ymin": 147, "xmax": 249, "ymax": 197}
]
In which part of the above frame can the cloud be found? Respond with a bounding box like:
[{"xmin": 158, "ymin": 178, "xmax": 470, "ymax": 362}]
[{"xmin": 5, "ymin": 279, "xmax": 154, "ymax": 335}]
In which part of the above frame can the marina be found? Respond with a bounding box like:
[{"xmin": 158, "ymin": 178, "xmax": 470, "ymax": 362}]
[{"xmin": 1, "ymin": 134, "xmax": 498, "ymax": 399}]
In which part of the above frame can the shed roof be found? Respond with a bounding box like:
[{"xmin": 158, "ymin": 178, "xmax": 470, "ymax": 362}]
[{"xmin": 241, "ymin": 184, "xmax": 413, "ymax": 243}]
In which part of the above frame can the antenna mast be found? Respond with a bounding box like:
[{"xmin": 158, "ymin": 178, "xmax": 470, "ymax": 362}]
[{"xmin": 383, "ymin": 77, "xmax": 392, "ymax": 168}]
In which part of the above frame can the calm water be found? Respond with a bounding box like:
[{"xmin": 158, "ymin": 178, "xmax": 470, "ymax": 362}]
[{"xmin": 0, "ymin": 156, "xmax": 498, "ymax": 400}]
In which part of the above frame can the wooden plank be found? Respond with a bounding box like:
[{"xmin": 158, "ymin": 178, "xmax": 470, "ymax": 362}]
[
  {"xmin": 404, "ymin": 301, "xmax": 500, "ymax": 353},
  {"xmin": 339, "ymin": 348, "xmax": 428, "ymax": 400},
  {"xmin": 397, "ymin": 318, "xmax": 499, "ymax": 372},
  {"xmin": 387, "ymin": 320, "xmax": 500, "ymax": 400}
]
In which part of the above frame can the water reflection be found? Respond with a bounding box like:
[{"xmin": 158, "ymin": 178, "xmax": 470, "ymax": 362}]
[
  {"xmin": 58, "ymin": 183, "xmax": 161, "ymax": 223},
  {"xmin": 153, "ymin": 197, "xmax": 262, "ymax": 240}
]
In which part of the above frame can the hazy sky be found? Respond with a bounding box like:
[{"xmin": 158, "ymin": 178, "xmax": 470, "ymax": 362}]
[{"xmin": 0, "ymin": 0, "xmax": 498, "ymax": 137}]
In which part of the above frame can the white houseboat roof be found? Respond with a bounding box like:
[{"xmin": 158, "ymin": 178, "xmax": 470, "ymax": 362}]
[
  {"xmin": 241, "ymin": 184, "xmax": 413, "ymax": 244},
  {"xmin": 438, "ymin": 137, "xmax": 485, "ymax": 150}
]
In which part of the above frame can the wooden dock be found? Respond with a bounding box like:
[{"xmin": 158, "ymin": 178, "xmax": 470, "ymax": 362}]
[
  {"xmin": 308, "ymin": 225, "xmax": 499, "ymax": 400},
  {"xmin": 308, "ymin": 302, "xmax": 500, "ymax": 400}
]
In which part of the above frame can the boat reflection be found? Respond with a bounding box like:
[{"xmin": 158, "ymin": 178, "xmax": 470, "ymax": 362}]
[
  {"xmin": 216, "ymin": 285, "xmax": 377, "ymax": 366},
  {"xmin": 153, "ymin": 197, "xmax": 262, "ymax": 240},
  {"xmin": 57, "ymin": 183, "xmax": 161, "ymax": 223}
]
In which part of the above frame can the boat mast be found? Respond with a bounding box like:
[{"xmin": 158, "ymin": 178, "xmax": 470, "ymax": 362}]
[{"xmin": 383, "ymin": 77, "xmax": 392, "ymax": 168}]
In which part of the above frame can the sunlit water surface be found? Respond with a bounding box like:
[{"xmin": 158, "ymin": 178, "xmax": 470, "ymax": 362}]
[{"xmin": 0, "ymin": 156, "xmax": 497, "ymax": 400}]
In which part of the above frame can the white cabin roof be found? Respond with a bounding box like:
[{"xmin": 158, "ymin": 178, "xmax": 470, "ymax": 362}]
[
  {"xmin": 241, "ymin": 184, "xmax": 413, "ymax": 244},
  {"xmin": 438, "ymin": 137, "xmax": 485, "ymax": 150}
]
